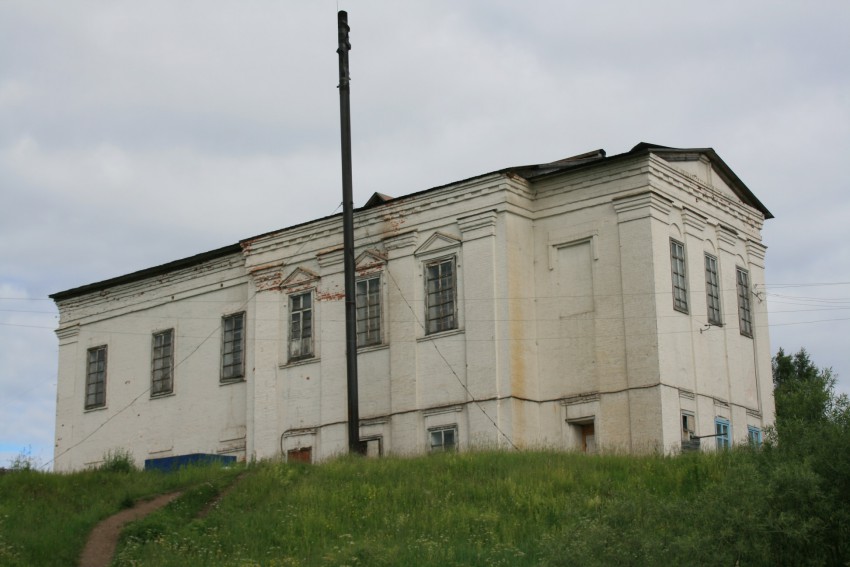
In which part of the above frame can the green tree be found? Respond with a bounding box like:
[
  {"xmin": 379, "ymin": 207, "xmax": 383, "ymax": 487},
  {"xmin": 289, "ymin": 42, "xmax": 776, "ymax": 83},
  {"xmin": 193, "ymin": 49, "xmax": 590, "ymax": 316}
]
[
  {"xmin": 772, "ymin": 347, "xmax": 839, "ymax": 428},
  {"xmin": 769, "ymin": 347, "xmax": 850, "ymax": 563}
]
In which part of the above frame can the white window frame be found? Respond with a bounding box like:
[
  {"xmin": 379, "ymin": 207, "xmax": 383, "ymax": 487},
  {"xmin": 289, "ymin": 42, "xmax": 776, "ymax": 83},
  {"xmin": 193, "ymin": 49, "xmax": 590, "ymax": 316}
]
[
  {"xmin": 670, "ymin": 239, "xmax": 688, "ymax": 313},
  {"xmin": 704, "ymin": 254, "xmax": 722, "ymax": 325},
  {"xmin": 151, "ymin": 329, "xmax": 174, "ymax": 396},
  {"xmin": 85, "ymin": 345, "xmax": 107, "ymax": 409},
  {"xmin": 221, "ymin": 312, "xmax": 245, "ymax": 382},
  {"xmin": 428, "ymin": 425, "xmax": 457, "ymax": 452},
  {"xmin": 289, "ymin": 291, "xmax": 314, "ymax": 361},
  {"xmin": 355, "ymin": 275, "xmax": 382, "ymax": 347}
]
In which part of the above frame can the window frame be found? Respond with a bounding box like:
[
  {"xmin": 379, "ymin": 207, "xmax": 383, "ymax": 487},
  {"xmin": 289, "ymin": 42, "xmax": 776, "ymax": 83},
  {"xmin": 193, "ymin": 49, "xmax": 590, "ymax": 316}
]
[
  {"xmin": 288, "ymin": 291, "xmax": 314, "ymax": 361},
  {"xmin": 736, "ymin": 267, "xmax": 753, "ymax": 337},
  {"xmin": 670, "ymin": 239, "xmax": 689, "ymax": 313},
  {"xmin": 85, "ymin": 345, "xmax": 108, "ymax": 410},
  {"xmin": 704, "ymin": 253, "xmax": 722, "ymax": 325},
  {"xmin": 424, "ymin": 256, "xmax": 458, "ymax": 335},
  {"xmin": 428, "ymin": 425, "xmax": 458, "ymax": 452},
  {"xmin": 747, "ymin": 425, "xmax": 763, "ymax": 447},
  {"xmin": 355, "ymin": 275, "xmax": 382, "ymax": 347},
  {"xmin": 715, "ymin": 417, "xmax": 731, "ymax": 449},
  {"xmin": 221, "ymin": 312, "xmax": 246, "ymax": 382},
  {"xmin": 151, "ymin": 329, "xmax": 174, "ymax": 396}
]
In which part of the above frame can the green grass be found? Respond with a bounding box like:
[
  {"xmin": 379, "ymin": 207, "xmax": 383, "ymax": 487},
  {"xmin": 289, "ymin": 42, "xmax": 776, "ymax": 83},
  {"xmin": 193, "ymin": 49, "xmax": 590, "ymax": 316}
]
[
  {"xmin": 111, "ymin": 449, "xmax": 815, "ymax": 567},
  {"xmin": 2, "ymin": 446, "xmax": 846, "ymax": 566},
  {"xmin": 0, "ymin": 463, "xmax": 242, "ymax": 567}
]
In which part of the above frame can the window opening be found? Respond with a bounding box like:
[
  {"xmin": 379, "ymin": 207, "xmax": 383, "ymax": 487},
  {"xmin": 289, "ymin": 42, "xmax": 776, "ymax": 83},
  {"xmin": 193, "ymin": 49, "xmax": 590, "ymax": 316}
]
[
  {"xmin": 221, "ymin": 312, "xmax": 245, "ymax": 381},
  {"xmin": 704, "ymin": 254, "xmax": 722, "ymax": 325},
  {"xmin": 747, "ymin": 426, "xmax": 762, "ymax": 446},
  {"xmin": 681, "ymin": 413, "xmax": 699, "ymax": 451},
  {"xmin": 151, "ymin": 329, "xmax": 174, "ymax": 396},
  {"xmin": 289, "ymin": 292, "xmax": 313, "ymax": 360},
  {"xmin": 736, "ymin": 268, "xmax": 753, "ymax": 337},
  {"xmin": 85, "ymin": 346, "xmax": 107, "ymax": 409},
  {"xmin": 670, "ymin": 239, "xmax": 688, "ymax": 313},
  {"xmin": 715, "ymin": 418, "xmax": 731, "ymax": 449},
  {"xmin": 429, "ymin": 426, "xmax": 457, "ymax": 452},
  {"xmin": 356, "ymin": 276, "xmax": 381, "ymax": 347},
  {"xmin": 425, "ymin": 257, "xmax": 457, "ymax": 334}
]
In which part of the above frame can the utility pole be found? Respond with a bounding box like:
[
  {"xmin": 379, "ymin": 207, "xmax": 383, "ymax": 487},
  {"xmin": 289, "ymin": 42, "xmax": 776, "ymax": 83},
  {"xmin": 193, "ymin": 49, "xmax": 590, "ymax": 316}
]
[{"xmin": 337, "ymin": 10, "xmax": 365, "ymax": 455}]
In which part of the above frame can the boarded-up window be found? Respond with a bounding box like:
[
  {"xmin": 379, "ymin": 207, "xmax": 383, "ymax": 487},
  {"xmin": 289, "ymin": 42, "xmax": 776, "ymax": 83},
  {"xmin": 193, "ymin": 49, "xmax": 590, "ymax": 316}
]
[
  {"xmin": 555, "ymin": 241, "xmax": 594, "ymax": 317},
  {"xmin": 581, "ymin": 423, "xmax": 596, "ymax": 454},
  {"xmin": 287, "ymin": 447, "xmax": 312, "ymax": 463}
]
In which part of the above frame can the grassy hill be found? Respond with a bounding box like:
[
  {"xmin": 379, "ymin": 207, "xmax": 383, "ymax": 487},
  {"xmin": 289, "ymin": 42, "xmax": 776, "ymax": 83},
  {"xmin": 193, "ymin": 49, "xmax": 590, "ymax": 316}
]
[{"xmin": 1, "ymin": 447, "xmax": 847, "ymax": 566}]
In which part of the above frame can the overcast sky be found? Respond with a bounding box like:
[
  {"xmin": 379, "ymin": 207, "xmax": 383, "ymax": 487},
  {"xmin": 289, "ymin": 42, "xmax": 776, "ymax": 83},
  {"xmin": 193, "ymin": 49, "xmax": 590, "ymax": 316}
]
[{"xmin": 1, "ymin": 1, "xmax": 848, "ymax": 469}]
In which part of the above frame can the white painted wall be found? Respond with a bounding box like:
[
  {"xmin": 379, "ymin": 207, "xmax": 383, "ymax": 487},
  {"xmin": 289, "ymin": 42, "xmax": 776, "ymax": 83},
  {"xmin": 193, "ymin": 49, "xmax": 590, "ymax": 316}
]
[{"xmin": 53, "ymin": 148, "xmax": 775, "ymax": 470}]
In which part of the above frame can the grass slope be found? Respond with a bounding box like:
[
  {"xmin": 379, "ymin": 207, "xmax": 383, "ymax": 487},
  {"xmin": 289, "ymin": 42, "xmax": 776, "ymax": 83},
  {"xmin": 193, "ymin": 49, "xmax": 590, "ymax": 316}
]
[{"xmin": 2, "ymin": 447, "xmax": 846, "ymax": 566}]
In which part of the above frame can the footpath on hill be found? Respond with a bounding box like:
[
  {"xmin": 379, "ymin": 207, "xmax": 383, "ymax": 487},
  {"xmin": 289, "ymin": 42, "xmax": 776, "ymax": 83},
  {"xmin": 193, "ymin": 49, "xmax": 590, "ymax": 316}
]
[
  {"xmin": 78, "ymin": 492, "xmax": 181, "ymax": 567},
  {"xmin": 78, "ymin": 471, "xmax": 246, "ymax": 567}
]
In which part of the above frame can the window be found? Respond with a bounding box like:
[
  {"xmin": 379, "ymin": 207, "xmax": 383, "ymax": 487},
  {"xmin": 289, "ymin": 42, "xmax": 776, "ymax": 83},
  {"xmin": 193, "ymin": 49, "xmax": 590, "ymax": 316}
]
[
  {"xmin": 704, "ymin": 254, "xmax": 722, "ymax": 325},
  {"xmin": 429, "ymin": 426, "xmax": 457, "ymax": 452},
  {"xmin": 748, "ymin": 426, "xmax": 763, "ymax": 446},
  {"xmin": 221, "ymin": 312, "xmax": 245, "ymax": 381},
  {"xmin": 425, "ymin": 257, "xmax": 457, "ymax": 334},
  {"xmin": 289, "ymin": 292, "xmax": 313, "ymax": 360},
  {"xmin": 356, "ymin": 276, "xmax": 381, "ymax": 347},
  {"xmin": 85, "ymin": 346, "xmax": 107, "ymax": 409},
  {"xmin": 681, "ymin": 413, "xmax": 696, "ymax": 443},
  {"xmin": 715, "ymin": 418, "xmax": 730, "ymax": 449},
  {"xmin": 151, "ymin": 329, "xmax": 174, "ymax": 396},
  {"xmin": 670, "ymin": 239, "xmax": 688, "ymax": 313},
  {"xmin": 736, "ymin": 268, "xmax": 753, "ymax": 337},
  {"xmin": 681, "ymin": 413, "xmax": 699, "ymax": 451}
]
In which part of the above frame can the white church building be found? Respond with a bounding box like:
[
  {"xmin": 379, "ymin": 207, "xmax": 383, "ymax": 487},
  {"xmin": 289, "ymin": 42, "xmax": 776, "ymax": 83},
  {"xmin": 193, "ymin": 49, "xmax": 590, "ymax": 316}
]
[{"xmin": 51, "ymin": 143, "xmax": 774, "ymax": 470}]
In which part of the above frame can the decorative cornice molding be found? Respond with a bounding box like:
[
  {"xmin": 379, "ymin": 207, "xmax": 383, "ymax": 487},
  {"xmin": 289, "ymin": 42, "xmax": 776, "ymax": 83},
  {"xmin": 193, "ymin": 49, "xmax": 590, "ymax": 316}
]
[
  {"xmin": 560, "ymin": 391, "xmax": 600, "ymax": 406},
  {"xmin": 248, "ymin": 262, "xmax": 285, "ymax": 292},
  {"xmin": 316, "ymin": 246, "xmax": 344, "ymax": 268},
  {"xmin": 383, "ymin": 230, "xmax": 418, "ymax": 251},
  {"xmin": 746, "ymin": 240, "xmax": 767, "ymax": 268},
  {"xmin": 55, "ymin": 325, "xmax": 80, "ymax": 342},
  {"xmin": 716, "ymin": 225, "xmax": 738, "ymax": 254},
  {"xmin": 681, "ymin": 208, "xmax": 707, "ymax": 236},
  {"xmin": 612, "ymin": 190, "xmax": 672, "ymax": 223},
  {"xmin": 458, "ymin": 209, "xmax": 497, "ymax": 240}
]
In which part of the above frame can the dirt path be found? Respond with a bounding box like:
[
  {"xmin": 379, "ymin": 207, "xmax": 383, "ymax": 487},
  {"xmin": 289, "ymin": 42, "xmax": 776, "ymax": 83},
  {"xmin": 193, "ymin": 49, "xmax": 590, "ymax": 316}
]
[{"xmin": 78, "ymin": 491, "xmax": 181, "ymax": 567}]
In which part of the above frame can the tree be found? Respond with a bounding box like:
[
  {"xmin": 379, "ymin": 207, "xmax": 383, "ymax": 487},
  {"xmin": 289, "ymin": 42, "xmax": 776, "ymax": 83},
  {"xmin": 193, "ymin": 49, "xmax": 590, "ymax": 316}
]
[
  {"xmin": 769, "ymin": 348, "xmax": 850, "ymax": 563},
  {"xmin": 772, "ymin": 347, "xmax": 838, "ymax": 428}
]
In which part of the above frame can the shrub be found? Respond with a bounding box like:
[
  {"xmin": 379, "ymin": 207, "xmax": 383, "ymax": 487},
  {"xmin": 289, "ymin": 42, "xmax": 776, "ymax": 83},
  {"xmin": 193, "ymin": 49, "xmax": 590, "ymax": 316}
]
[{"xmin": 99, "ymin": 448, "xmax": 136, "ymax": 473}]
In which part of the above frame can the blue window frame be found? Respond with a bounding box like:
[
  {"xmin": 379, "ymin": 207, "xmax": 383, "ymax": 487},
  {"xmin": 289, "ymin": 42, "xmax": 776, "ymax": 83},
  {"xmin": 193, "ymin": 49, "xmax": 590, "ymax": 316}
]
[
  {"xmin": 715, "ymin": 418, "xmax": 730, "ymax": 449},
  {"xmin": 747, "ymin": 426, "xmax": 762, "ymax": 446}
]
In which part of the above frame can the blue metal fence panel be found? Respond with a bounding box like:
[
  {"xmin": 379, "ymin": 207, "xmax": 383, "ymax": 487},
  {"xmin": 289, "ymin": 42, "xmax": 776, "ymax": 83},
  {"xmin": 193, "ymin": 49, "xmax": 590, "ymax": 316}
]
[{"xmin": 144, "ymin": 453, "xmax": 236, "ymax": 472}]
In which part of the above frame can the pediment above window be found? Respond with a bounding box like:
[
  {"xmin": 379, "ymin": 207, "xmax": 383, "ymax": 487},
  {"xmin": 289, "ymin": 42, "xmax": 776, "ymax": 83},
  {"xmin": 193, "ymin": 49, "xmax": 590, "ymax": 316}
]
[
  {"xmin": 355, "ymin": 249, "xmax": 387, "ymax": 270},
  {"xmin": 414, "ymin": 232, "xmax": 461, "ymax": 257},
  {"xmin": 281, "ymin": 267, "xmax": 320, "ymax": 290}
]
